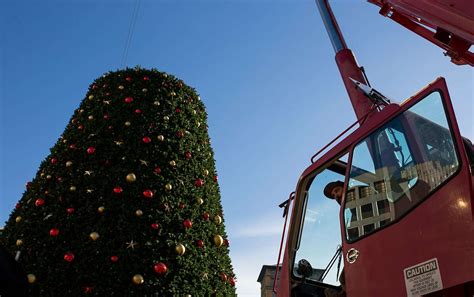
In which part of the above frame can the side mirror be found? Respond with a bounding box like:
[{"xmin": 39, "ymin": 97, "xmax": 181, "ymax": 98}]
[{"xmin": 297, "ymin": 259, "xmax": 313, "ymax": 279}]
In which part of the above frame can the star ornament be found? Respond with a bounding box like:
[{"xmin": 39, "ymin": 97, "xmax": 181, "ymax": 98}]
[
  {"xmin": 139, "ymin": 160, "xmax": 148, "ymax": 166},
  {"xmin": 84, "ymin": 171, "xmax": 93, "ymax": 176},
  {"xmin": 86, "ymin": 189, "xmax": 94, "ymax": 194},
  {"xmin": 103, "ymin": 100, "xmax": 111, "ymax": 105},
  {"xmin": 115, "ymin": 141, "xmax": 124, "ymax": 146},
  {"xmin": 126, "ymin": 240, "xmax": 139, "ymax": 249}
]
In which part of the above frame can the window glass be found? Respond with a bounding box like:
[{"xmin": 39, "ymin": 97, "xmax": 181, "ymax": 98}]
[
  {"xmin": 345, "ymin": 91, "xmax": 459, "ymax": 241},
  {"xmin": 294, "ymin": 154, "xmax": 348, "ymax": 286}
]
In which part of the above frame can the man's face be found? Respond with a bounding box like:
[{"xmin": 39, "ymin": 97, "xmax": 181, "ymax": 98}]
[{"xmin": 331, "ymin": 186, "xmax": 343, "ymax": 201}]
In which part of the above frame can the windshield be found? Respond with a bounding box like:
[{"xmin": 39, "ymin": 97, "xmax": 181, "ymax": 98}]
[{"xmin": 344, "ymin": 91, "xmax": 459, "ymax": 241}]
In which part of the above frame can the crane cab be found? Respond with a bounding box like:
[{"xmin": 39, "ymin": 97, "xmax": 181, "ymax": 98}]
[{"xmin": 275, "ymin": 77, "xmax": 474, "ymax": 297}]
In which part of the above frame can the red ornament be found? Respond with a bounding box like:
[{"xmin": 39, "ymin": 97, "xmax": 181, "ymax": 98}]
[
  {"xmin": 143, "ymin": 189, "xmax": 154, "ymax": 198},
  {"xmin": 69, "ymin": 143, "xmax": 76, "ymax": 149},
  {"xmin": 64, "ymin": 252, "xmax": 75, "ymax": 262},
  {"xmin": 229, "ymin": 277, "xmax": 236, "ymax": 287},
  {"xmin": 185, "ymin": 151, "xmax": 192, "ymax": 160},
  {"xmin": 57, "ymin": 177, "xmax": 62, "ymax": 182},
  {"xmin": 35, "ymin": 198, "xmax": 45, "ymax": 207},
  {"xmin": 78, "ymin": 125, "xmax": 84, "ymax": 130},
  {"xmin": 110, "ymin": 255, "xmax": 119, "ymax": 262},
  {"xmin": 108, "ymin": 125, "xmax": 113, "ymax": 130},
  {"xmin": 178, "ymin": 202, "xmax": 185, "ymax": 209},
  {"xmin": 194, "ymin": 179, "xmax": 204, "ymax": 187},
  {"xmin": 224, "ymin": 239, "xmax": 230, "ymax": 247},
  {"xmin": 106, "ymin": 92, "xmax": 110, "ymax": 96},
  {"xmin": 125, "ymin": 77, "xmax": 132, "ymax": 81},
  {"xmin": 154, "ymin": 167, "xmax": 161, "ymax": 174},
  {"xmin": 213, "ymin": 175, "xmax": 218, "ymax": 182},
  {"xmin": 50, "ymin": 157, "xmax": 57, "ymax": 164},
  {"xmin": 154, "ymin": 262, "xmax": 168, "ymax": 275},
  {"xmin": 86, "ymin": 147, "xmax": 96, "ymax": 154},
  {"xmin": 176, "ymin": 131, "xmax": 184, "ymax": 138},
  {"xmin": 113, "ymin": 186, "xmax": 123, "ymax": 194},
  {"xmin": 103, "ymin": 113, "xmax": 110, "ymax": 119},
  {"xmin": 103, "ymin": 84, "xmax": 108, "ymax": 88},
  {"xmin": 142, "ymin": 136, "xmax": 151, "ymax": 144},
  {"xmin": 66, "ymin": 207, "xmax": 75, "ymax": 214},
  {"xmin": 92, "ymin": 85, "xmax": 97, "ymax": 89},
  {"xmin": 220, "ymin": 272, "xmax": 228, "ymax": 282},
  {"xmin": 124, "ymin": 97, "xmax": 134, "ymax": 103},
  {"xmin": 135, "ymin": 109, "xmax": 142, "ymax": 114},
  {"xmin": 183, "ymin": 219, "xmax": 192, "ymax": 229},
  {"xmin": 15, "ymin": 203, "xmax": 21, "ymax": 209},
  {"xmin": 49, "ymin": 228, "xmax": 59, "ymax": 237},
  {"xmin": 196, "ymin": 240, "xmax": 204, "ymax": 248},
  {"xmin": 175, "ymin": 108, "xmax": 181, "ymax": 113},
  {"xmin": 151, "ymin": 223, "xmax": 159, "ymax": 230},
  {"xmin": 83, "ymin": 287, "xmax": 93, "ymax": 294},
  {"xmin": 26, "ymin": 182, "xmax": 32, "ymax": 190},
  {"xmin": 202, "ymin": 212, "xmax": 210, "ymax": 221},
  {"xmin": 143, "ymin": 76, "xmax": 150, "ymax": 81}
]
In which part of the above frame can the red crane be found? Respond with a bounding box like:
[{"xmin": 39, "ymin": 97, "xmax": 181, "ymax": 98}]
[{"xmin": 273, "ymin": 1, "xmax": 473, "ymax": 296}]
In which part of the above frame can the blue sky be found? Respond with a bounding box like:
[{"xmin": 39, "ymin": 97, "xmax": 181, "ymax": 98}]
[{"xmin": 1, "ymin": 0, "xmax": 472, "ymax": 296}]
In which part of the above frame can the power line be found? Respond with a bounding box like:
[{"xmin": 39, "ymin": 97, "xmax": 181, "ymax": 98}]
[{"xmin": 121, "ymin": 0, "xmax": 141, "ymax": 68}]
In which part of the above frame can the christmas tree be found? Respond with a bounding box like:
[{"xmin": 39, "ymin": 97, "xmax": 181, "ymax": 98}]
[{"xmin": 2, "ymin": 68, "xmax": 236, "ymax": 296}]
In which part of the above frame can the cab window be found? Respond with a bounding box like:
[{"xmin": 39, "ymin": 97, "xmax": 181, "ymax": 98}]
[
  {"xmin": 293, "ymin": 154, "xmax": 348, "ymax": 287},
  {"xmin": 344, "ymin": 91, "xmax": 459, "ymax": 241}
]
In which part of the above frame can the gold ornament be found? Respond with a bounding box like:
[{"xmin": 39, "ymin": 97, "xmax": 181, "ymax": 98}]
[
  {"xmin": 62, "ymin": 139, "xmax": 68, "ymax": 143},
  {"xmin": 69, "ymin": 186, "xmax": 76, "ymax": 192},
  {"xmin": 213, "ymin": 235, "xmax": 223, "ymax": 247},
  {"xmin": 165, "ymin": 184, "xmax": 172, "ymax": 191},
  {"xmin": 170, "ymin": 91, "xmax": 176, "ymax": 96},
  {"xmin": 46, "ymin": 175, "xmax": 52, "ymax": 179},
  {"xmin": 27, "ymin": 274, "xmax": 36, "ymax": 284},
  {"xmin": 154, "ymin": 100, "xmax": 160, "ymax": 106},
  {"xmin": 88, "ymin": 95, "xmax": 94, "ymax": 100},
  {"xmin": 197, "ymin": 96, "xmax": 201, "ymax": 101},
  {"xmin": 197, "ymin": 121, "xmax": 201, "ymax": 128},
  {"xmin": 125, "ymin": 121, "xmax": 131, "ymax": 127},
  {"xmin": 40, "ymin": 172, "xmax": 45, "ymax": 177},
  {"xmin": 16, "ymin": 239, "xmax": 23, "ymax": 246},
  {"xmin": 126, "ymin": 173, "xmax": 137, "ymax": 183},
  {"xmin": 98, "ymin": 206, "xmax": 105, "ymax": 213},
  {"xmin": 169, "ymin": 160, "xmax": 176, "ymax": 167},
  {"xmin": 197, "ymin": 198, "xmax": 204, "ymax": 205},
  {"xmin": 163, "ymin": 116, "xmax": 170, "ymax": 121},
  {"xmin": 66, "ymin": 161, "xmax": 73, "ymax": 167},
  {"xmin": 135, "ymin": 210, "xmax": 143, "ymax": 217},
  {"xmin": 15, "ymin": 216, "xmax": 22, "ymax": 223},
  {"xmin": 89, "ymin": 232, "xmax": 100, "ymax": 241},
  {"xmin": 142, "ymin": 88, "xmax": 148, "ymax": 92},
  {"xmin": 157, "ymin": 135, "xmax": 165, "ymax": 141},
  {"xmin": 132, "ymin": 274, "xmax": 144, "ymax": 285},
  {"xmin": 203, "ymin": 169, "xmax": 209, "ymax": 176},
  {"xmin": 118, "ymin": 85, "xmax": 124, "ymax": 90},
  {"xmin": 79, "ymin": 109, "xmax": 84, "ymax": 113},
  {"xmin": 193, "ymin": 110, "xmax": 197, "ymax": 115},
  {"xmin": 214, "ymin": 215, "xmax": 222, "ymax": 225},
  {"xmin": 88, "ymin": 115, "xmax": 94, "ymax": 120},
  {"xmin": 175, "ymin": 244, "xmax": 186, "ymax": 255}
]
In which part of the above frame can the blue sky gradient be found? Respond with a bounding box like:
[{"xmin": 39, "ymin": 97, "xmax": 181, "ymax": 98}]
[{"xmin": 1, "ymin": 1, "xmax": 472, "ymax": 295}]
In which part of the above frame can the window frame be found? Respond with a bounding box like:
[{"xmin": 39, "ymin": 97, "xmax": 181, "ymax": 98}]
[{"xmin": 342, "ymin": 89, "xmax": 463, "ymax": 244}]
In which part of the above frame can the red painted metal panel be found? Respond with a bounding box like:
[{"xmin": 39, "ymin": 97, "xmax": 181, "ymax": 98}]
[
  {"xmin": 368, "ymin": 0, "xmax": 474, "ymax": 42},
  {"xmin": 341, "ymin": 77, "xmax": 474, "ymax": 296}
]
